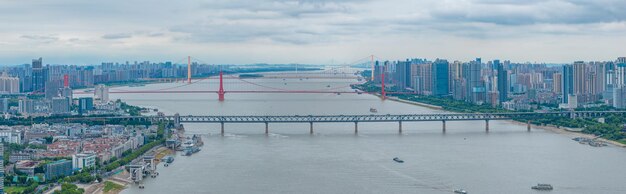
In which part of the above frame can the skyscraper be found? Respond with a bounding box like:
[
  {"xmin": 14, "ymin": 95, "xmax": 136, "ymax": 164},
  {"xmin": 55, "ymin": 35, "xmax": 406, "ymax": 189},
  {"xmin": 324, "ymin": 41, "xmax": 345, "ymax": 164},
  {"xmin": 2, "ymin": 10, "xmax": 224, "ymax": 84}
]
[
  {"xmin": 495, "ymin": 60, "xmax": 508, "ymax": 104},
  {"xmin": 562, "ymin": 65, "xmax": 574, "ymax": 103},
  {"xmin": 31, "ymin": 57, "xmax": 45, "ymax": 92},
  {"xmin": 432, "ymin": 59, "xmax": 449, "ymax": 96}
]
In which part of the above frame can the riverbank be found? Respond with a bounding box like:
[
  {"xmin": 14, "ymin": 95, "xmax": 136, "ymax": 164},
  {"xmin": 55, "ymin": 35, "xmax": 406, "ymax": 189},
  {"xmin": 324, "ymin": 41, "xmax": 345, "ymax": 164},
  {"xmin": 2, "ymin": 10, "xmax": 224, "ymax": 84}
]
[
  {"xmin": 508, "ymin": 120, "xmax": 626, "ymax": 147},
  {"xmin": 381, "ymin": 93, "xmax": 626, "ymax": 148}
]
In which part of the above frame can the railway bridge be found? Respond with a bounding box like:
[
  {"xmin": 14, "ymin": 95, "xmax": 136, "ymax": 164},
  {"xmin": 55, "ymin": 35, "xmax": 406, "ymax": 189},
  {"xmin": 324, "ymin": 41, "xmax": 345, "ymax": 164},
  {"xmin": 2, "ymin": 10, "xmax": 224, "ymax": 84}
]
[{"xmin": 59, "ymin": 111, "xmax": 626, "ymax": 134}]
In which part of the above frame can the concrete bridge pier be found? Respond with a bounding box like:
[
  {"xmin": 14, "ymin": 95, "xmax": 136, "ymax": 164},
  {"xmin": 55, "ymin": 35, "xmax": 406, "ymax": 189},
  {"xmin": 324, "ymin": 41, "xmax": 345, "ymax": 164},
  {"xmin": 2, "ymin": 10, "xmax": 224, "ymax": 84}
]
[
  {"xmin": 485, "ymin": 120, "xmax": 489, "ymax": 132},
  {"xmin": 265, "ymin": 122, "xmax": 269, "ymax": 134},
  {"xmin": 309, "ymin": 122, "xmax": 314, "ymax": 134},
  {"xmin": 220, "ymin": 122, "xmax": 225, "ymax": 135},
  {"xmin": 354, "ymin": 122, "xmax": 358, "ymax": 134},
  {"xmin": 398, "ymin": 121, "xmax": 403, "ymax": 134},
  {"xmin": 527, "ymin": 120, "xmax": 531, "ymax": 132},
  {"xmin": 442, "ymin": 120, "xmax": 446, "ymax": 133}
]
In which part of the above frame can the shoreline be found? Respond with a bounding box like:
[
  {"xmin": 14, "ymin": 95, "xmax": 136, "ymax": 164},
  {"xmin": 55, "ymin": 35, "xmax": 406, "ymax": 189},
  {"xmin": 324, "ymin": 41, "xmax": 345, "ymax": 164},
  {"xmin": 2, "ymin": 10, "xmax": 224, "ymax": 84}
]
[{"xmin": 380, "ymin": 93, "xmax": 626, "ymax": 148}]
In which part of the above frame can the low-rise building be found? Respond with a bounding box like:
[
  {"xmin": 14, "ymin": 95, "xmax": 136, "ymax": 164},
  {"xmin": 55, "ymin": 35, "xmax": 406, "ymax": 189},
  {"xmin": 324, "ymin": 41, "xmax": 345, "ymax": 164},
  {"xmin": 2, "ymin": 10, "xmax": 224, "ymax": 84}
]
[
  {"xmin": 9, "ymin": 153, "xmax": 32, "ymax": 163},
  {"xmin": 72, "ymin": 153, "xmax": 96, "ymax": 170},
  {"xmin": 15, "ymin": 160, "xmax": 38, "ymax": 176}
]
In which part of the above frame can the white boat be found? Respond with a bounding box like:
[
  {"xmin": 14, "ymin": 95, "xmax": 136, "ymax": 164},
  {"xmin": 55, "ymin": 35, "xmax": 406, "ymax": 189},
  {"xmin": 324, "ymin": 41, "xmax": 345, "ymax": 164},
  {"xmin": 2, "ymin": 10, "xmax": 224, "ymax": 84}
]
[{"xmin": 453, "ymin": 189, "xmax": 467, "ymax": 194}]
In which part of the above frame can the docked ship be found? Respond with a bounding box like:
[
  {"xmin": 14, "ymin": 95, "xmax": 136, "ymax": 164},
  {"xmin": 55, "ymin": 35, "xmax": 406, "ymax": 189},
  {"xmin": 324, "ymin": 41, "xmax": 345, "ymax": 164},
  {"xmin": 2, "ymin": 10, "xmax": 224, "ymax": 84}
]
[{"xmin": 370, "ymin": 108, "xmax": 378, "ymax": 113}]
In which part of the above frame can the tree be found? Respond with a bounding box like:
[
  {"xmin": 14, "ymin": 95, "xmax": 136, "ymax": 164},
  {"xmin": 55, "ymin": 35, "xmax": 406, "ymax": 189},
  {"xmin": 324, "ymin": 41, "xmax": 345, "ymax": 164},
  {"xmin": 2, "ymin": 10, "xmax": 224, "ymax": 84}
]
[{"xmin": 53, "ymin": 183, "xmax": 85, "ymax": 194}]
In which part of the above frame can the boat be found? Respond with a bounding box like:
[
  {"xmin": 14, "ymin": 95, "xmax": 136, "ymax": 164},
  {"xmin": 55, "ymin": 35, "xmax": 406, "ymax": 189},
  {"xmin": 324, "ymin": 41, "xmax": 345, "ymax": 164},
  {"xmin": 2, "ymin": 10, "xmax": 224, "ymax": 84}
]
[
  {"xmin": 326, "ymin": 85, "xmax": 331, "ymax": 87},
  {"xmin": 393, "ymin": 157, "xmax": 404, "ymax": 163},
  {"xmin": 370, "ymin": 108, "xmax": 378, "ymax": 113},
  {"xmin": 453, "ymin": 189, "xmax": 468, "ymax": 194},
  {"xmin": 531, "ymin": 184, "xmax": 553, "ymax": 190}
]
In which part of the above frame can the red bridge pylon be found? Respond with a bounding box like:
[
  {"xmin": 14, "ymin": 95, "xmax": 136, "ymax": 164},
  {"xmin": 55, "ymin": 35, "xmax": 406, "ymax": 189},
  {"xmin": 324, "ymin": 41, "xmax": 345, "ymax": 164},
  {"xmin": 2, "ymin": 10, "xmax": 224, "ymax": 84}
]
[{"xmin": 218, "ymin": 71, "xmax": 225, "ymax": 101}]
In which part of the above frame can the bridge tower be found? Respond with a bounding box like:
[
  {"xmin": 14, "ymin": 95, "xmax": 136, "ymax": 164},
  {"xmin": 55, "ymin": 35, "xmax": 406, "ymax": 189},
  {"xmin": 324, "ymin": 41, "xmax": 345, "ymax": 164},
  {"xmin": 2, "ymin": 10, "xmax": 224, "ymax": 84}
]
[
  {"xmin": 187, "ymin": 56, "xmax": 192, "ymax": 84},
  {"xmin": 218, "ymin": 70, "xmax": 225, "ymax": 101}
]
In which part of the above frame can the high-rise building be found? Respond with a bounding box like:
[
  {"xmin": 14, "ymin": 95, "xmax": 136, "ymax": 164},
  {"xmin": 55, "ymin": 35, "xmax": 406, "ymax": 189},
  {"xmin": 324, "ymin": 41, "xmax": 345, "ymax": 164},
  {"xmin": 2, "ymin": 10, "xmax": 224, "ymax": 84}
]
[
  {"xmin": 432, "ymin": 59, "xmax": 449, "ymax": 96},
  {"xmin": 573, "ymin": 61, "xmax": 586, "ymax": 95},
  {"xmin": 78, "ymin": 97, "xmax": 93, "ymax": 115},
  {"xmin": 51, "ymin": 97, "xmax": 70, "ymax": 115},
  {"xmin": 18, "ymin": 99, "xmax": 35, "ymax": 114},
  {"xmin": 0, "ymin": 72, "xmax": 20, "ymax": 94},
  {"xmin": 495, "ymin": 60, "xmax": 508, "ymax": 104},
  {"xmin": 94, "ymin": 84, "xmax": 109, "ymax": 103},
  {"xmin": 614, "ymin": 87, "xmax": 626, "ymax": 109},
  {"xmin": 553, "ymin": 73, "xmax": 562, "ymax": 94},
  {"xmin": 393, "ymin": 60, "xmax": 410, "ymax": 90},
  {"xmin": 45, "ymin": 80, "xmax": 61, "ymax": 100},
  {"xmin": 467, "ymin": 58, "xmax": 485, "ymax": 104},
  {"xmin": 562, "ymin": 65, "xmax": 574, "ymax": 103},
  {"xmin": 0, "ymin": 98, "xmax": 8, "ymax": 113},
  {"xmin": 31, "ymin": 57, "xmax": 46, "ymax": 93}
]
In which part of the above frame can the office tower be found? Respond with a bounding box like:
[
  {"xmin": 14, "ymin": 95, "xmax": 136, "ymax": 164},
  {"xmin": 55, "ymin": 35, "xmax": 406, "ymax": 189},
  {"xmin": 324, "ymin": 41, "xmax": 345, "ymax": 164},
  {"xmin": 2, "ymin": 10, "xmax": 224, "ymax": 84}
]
[
  {"xmin": 78, "ymin": 97, "xmax": 94, "ymax": 115},
  {"xmin": 495, "ymin": 60, "xmax": 508, "ymax": 103},
  {"xmin": 0, "ymin": 72, "xmax": 20, "ymax": 94},
  {"xmin": 94, "ymin": 84, "xmax": 109, "ymax": 103},
  {"xmin": 468, "ymin": 58, "xmax": 485, "ymax": 104},
  {"xmin": 0, "ymin": 98, "xmax": 8, "ymax": 113},
  {"xmin": 31, "ymin": 57, "xmax": 45, "ymax": 92},
  {"xmin": 18, "ymin": 99, "xmax": 35, "ymax": 114},
  {"xmin": 432, "ymin": 59, "xmax": 449, "ymax": 96},
  {"xmin": 562, "ymin": 65, "xmax": 574, "ymax": 103}
]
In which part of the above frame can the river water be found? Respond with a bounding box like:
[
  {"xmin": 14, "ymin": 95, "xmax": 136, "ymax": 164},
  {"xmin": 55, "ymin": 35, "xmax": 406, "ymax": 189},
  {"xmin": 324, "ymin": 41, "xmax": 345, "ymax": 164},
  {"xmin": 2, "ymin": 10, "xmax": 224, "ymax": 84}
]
[{"xmin": 85, "ymin": 71, "xmax": 626, "ymax": 194}]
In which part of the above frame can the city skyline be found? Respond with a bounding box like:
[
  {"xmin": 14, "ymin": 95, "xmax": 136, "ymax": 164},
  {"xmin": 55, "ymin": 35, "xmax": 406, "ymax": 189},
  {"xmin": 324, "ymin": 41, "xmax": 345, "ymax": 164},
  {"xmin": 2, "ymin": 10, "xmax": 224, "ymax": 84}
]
[{"xmin": 1, "ymin": 0, "xmax": 626, "ymax": 65}]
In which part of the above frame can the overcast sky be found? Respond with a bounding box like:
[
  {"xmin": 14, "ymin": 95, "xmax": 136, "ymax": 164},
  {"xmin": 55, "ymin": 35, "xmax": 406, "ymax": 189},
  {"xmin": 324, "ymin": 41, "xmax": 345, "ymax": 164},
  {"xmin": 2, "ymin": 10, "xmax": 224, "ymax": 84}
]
[{"xmin": 1, "ymin": 0, "xmax": 625, "ymax": 65}]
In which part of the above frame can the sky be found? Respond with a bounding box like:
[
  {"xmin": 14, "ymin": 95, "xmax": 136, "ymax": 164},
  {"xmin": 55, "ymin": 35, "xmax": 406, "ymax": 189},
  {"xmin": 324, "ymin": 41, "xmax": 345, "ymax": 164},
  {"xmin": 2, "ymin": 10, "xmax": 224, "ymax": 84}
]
[{"xmin": 1, "ymin": 0, "xmax": 625, "ymax": 65}]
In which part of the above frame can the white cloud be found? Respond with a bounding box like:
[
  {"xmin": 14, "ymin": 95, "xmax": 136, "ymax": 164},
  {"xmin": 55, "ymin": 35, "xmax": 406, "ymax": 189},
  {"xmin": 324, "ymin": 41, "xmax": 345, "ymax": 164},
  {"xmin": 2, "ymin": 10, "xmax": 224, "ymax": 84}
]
[{"xmin": 0, "ymin": 0, "xmax": 625, "ymax": 65}]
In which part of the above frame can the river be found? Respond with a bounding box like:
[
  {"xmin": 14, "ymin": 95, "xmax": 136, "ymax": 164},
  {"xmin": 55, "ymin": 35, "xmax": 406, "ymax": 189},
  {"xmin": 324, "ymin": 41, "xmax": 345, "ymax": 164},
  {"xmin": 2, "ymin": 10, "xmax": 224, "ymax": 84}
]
[{"xmin": 79, "ymin": 71, "xmax": 626, "ymax": 194}]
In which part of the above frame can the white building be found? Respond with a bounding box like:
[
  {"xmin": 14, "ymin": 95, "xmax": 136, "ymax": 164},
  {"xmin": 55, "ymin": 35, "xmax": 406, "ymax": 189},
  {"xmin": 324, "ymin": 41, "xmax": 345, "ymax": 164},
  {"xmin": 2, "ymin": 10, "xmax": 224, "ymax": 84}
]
[
  {"xmin": 0, "ymin": 72, "xmax": 19, "ymax": 94},
  {"xmin": 72, "ymin": 153, "xmax": 96, "ymax": 170},
  {"xmin": 0, "ymin": 130, "xmax": 22, "ymax": 144},
  {"xmin": 94, "ymin": 84, "xmax": 109, "ymax": 103}
]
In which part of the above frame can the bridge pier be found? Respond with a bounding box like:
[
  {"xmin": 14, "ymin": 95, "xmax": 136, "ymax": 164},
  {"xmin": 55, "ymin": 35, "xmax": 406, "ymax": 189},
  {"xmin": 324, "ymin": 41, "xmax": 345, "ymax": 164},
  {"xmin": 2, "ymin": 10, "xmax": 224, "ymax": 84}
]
[
  {"xmin": 398, "ymin": 121, "xmax": 402, "ymax": 134},
  {"xmin": 265, "ymin": 122, "xmax": 269, "ymax": 134},
  {"xmin": 527, "ymin": 120, "xmax": 531, "ymax": 132},
  {"xmin": 310, "ymin": 122, "xmax": 314, "ymax": 134},
  {"xmin": 354, "ymin": 122, "xmax": 358, "ymax": 134},
  {"xmin": 485, "ymin": 120, "xmax": 489, "ymax": 132},
  {"xmin": 220, "ymin": 122, "xmax": 224, "ymax": 135},
  {"xmin": 442, "ymin": 120, "xmax": 446, "ymax": 133}
]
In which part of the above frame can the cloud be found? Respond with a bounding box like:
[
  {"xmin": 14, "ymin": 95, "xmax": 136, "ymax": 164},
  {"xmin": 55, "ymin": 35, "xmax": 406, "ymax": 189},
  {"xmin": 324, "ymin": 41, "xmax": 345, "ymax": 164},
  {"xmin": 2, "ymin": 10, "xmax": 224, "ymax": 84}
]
[
  {"xmin": 20, "ymin": 35, "xmax": 59, "ymax": 43},
  {"xmin": 101, "ymin": 33, "xmax": 132, "ymax": 39},
  {"xmin": 1, "ymin": 0, "xmax": 626, "ymax": 64}
]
